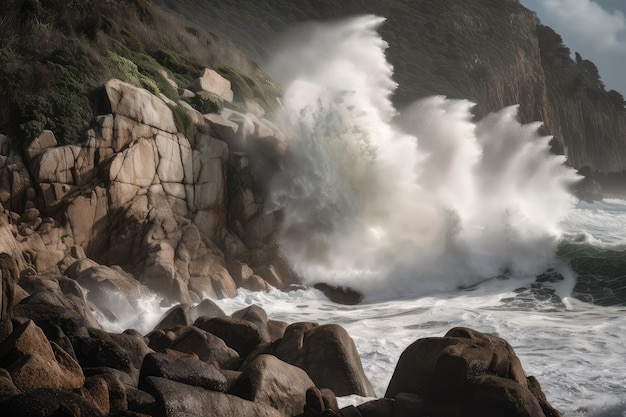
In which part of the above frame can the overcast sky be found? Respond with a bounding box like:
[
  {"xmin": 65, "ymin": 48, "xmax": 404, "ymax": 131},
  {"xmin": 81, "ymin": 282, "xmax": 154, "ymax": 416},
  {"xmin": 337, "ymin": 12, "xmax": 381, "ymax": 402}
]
[{"xmin": 520, "ymin": 0, "xmax": 626, "ymax": 94}]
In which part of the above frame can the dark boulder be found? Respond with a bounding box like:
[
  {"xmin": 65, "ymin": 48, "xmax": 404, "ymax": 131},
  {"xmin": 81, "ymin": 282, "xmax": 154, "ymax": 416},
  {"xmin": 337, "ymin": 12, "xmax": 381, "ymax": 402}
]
[
  {"xmin": 274, "ymin": 322, "xmax": 375, "ymax": 397},
  {"xmin": 169, "ymin": 325, "xmax": 240, "ymax": 369},
  {"xmin": 229, "ymin": 354, "xmax": 314, "ymax": 416},
  {"xmin": 143, "ymin": 376, "xmax": 283, "ymax": 417},
  {"xmin": 70, "ymin": 334, "xmax": 133, "ymax": 374},
  {"xmin": 153, "ymin": 304, "xmax": 191, "ymax": 331},
  {"xmin": 385, "ymin": 327, "xmax": 560, "ymax": 417},
  {"xmin": 314, "ymin": 283, "xmax": 363, "ymax": 305},
  {"xmin": 194, "ymin": 315, "xmax": 269, "ymax": 359},
  {"xmin": 357, "ymin": 398, "xmax": 394, "ymax": 417},
  {"xmin": 139, "ymin": 352, "xmax": 227, "ymax": 392}
]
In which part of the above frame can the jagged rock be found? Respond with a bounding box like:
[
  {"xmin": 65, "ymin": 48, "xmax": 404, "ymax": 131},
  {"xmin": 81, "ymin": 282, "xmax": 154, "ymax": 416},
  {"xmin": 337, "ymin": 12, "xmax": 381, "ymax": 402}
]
[
  {"xmin": 0, "ymin": 320, "xmax": 84, "ymax": 391},
  {"xmin": 105, "ymin": 79, "xmax": 177, "ymax": 133},
  {"xmin": 357, "ymin": 399, "xmax": 395, "ymax": 417},
  {"xmin": 169, "ymin": 326, "xmax": 240, "ymax": 369},
  {"xmin": 87, "ymin": 328, "xmax": 151, "ymax": 370},
  {"xmin": 144, "ymin": 376, "xmax": 282, "ymax": 417},
  {"xmin": 192, "ymin": 68, "xmax": 234, "ymax": 103},
  {"xmin": 230, "ymin": 354, "xmax": 314, "ymax": 416},
  {"xmin": 274, "ymin": 322, "xmax": 375, "ymax": 397},
  {"xmin": 154, "ymin": 304, "xmax": 191, "ymax": 331},
  {"xmin": 70, "ymin": 335, "xmax": 133, "ymax": 375},
  {"xmin": 194, "ymin": 315, "xmax": 269, "ymax": 360},
  {"xmin": 139, "ymin": 352, "xmax": 228, "ymax": 392},
  {"xmin": 385, "ymin": 327, "xmax": 558, "ymax": 417}
]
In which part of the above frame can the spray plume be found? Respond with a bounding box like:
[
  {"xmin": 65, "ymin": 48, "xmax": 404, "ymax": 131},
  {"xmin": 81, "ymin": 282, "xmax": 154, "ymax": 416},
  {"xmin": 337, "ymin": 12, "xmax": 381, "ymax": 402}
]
[{"xmin": 266, "ymin": 15, "xmax": 580, "ymax": 297}]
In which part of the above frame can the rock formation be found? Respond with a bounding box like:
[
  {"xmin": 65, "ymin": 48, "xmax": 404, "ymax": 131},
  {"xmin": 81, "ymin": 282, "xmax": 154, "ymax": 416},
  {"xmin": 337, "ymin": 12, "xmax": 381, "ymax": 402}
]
[
  {"xmin": 0, "ymin": 265, "xmax": 562, "ymax": 416},
  {"xmin": 0, "ymin": 70, "xmax": 293, "ymax": 307}
]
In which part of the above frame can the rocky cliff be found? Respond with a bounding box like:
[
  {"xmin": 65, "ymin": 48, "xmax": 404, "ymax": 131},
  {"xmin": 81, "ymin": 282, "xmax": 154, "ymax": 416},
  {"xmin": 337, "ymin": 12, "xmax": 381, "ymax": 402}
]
[
  {"xmin": 158, "ymin": 0, "xmax": 626, "ymax": 186},
  {"xmin": 0, "ymin": 0, "xmax": 295, "ymax": 307}
]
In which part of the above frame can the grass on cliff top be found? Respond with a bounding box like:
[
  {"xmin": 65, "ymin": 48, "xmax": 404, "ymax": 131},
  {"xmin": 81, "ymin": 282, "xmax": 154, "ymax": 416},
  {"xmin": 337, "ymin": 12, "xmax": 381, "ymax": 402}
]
[{"xmin": 0, "ymin": 0, "xmax": 282, "ymax": 146}]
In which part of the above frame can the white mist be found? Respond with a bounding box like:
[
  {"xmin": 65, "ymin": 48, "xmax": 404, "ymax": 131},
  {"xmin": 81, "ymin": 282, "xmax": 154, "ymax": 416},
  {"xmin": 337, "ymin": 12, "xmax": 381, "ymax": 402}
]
[{"xmin": 267, "ymin": 15, "xmax": 581, "ymax": 297}]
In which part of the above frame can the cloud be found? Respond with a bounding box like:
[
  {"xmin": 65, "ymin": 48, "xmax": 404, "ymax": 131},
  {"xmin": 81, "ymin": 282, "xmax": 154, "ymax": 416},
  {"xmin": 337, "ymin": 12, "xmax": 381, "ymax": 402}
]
[
  {"xmin": 541, "ymin": 0, "xmax": 626, "ymax": 52},
  {"xmin": 521, "ymin": 0, "xmax": 626, "ymax": 93}
]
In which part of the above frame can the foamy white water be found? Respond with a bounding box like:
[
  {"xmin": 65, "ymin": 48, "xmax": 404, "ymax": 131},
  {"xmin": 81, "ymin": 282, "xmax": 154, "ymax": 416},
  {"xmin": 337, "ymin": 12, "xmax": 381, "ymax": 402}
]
[{"xmin": 267, "ymin": 16, "xmax": 580, "ymax": 298}]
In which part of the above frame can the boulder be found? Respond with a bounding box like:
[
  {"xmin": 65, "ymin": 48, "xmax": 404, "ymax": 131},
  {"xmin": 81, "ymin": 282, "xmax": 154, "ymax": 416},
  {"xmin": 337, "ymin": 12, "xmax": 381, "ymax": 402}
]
[
  {"xmin": 204, "ymin": 113, "xmax": 239, "ymax": 141},
  {"xmin": 139, "ymin": 352, "xmax": 227, "ymax": 392},
  {"xmin": 188, "ymin": 299, "xmax": 225, "ymax": 322},
  {"xmin": 154, "ymin": 304, "xmax": 191, "ymax": 331},
  {"xmin": 169, "ymin": 326, "xmax": 240, "ymax": 369},
  {"xmin": 274, "ymin": 323, "xmax": 375, "ymax": 397},
  {"xmin": 0, "ymin": 320, "xmax": 84, "ymax": 391},
  {"xmin": 194, "ymin": 315, "xmax": 269, "ymax": 360},
  {"xmin": 314, "ymin": 283, "xmax": 363, "ymax": 305},
  {"xmin": 357, "ymin": 398, "xmax": 395, "ymax": 417},
  {"xmin": 144, "ymin": 376, "xmax": 282, "ymax": 417},
  {"xmin": 70, "ymin": 335, "xmax": 133, "ymax": 374},
  {"xmin": 105, "ymin": 79, "xmax": 177, "ymax": 133},
  {"xmin": 230, "ymin": 354, "xmax": 314, "ymax": 416},
  {"xmin": 384, "ymin": 327, "xmax": 559, "ymax": 417},
  {"xmin": 192, "ymin": 68, "xmax": 234, "ymax": 103}
]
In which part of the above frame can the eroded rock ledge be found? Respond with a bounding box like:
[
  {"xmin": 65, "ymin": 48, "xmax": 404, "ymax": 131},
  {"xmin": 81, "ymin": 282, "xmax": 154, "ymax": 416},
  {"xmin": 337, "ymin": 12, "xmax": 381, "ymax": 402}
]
[
  {"xmin": 0, "ymin": 259, "xmax": 561, "ymax": 417},
  {"xmin": 0, "ymin": 72, "xmax": 295, "ymax": 311}
]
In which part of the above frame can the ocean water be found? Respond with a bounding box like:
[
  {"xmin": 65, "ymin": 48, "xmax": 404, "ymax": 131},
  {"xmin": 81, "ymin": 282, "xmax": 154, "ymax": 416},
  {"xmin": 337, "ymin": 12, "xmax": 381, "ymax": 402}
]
[
  {"xmin": 94, "ymin": 15, "xmax": 626, "ymax": 417},
  {"xmin": 212, "ymin": 198, "xmax": 626, "ymax": 417}
]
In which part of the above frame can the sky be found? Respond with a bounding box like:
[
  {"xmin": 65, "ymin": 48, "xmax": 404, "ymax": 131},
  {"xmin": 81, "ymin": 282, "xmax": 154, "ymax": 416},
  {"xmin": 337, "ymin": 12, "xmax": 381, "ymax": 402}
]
[{"xmin": 520, "ymin": 0, "xmax": 626, "ymax": 94}]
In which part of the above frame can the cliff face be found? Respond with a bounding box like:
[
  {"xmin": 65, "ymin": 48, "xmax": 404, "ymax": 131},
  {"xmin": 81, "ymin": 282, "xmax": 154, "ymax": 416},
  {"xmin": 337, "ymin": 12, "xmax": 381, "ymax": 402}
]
[{"xmin": 158, "ymin": 0, "xmax": 626, "ymax": 176}]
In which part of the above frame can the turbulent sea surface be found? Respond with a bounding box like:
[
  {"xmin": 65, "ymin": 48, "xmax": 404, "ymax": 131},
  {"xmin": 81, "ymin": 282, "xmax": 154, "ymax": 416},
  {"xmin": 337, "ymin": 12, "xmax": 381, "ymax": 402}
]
[{"xmin": 212, "ymin": 199, "xmax": 626, "ymax": 417}]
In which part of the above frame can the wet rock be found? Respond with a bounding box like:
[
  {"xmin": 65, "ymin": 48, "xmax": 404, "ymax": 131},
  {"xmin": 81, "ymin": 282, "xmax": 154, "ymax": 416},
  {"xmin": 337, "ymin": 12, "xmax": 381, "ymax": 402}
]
[
  {"xmin": 314, "ymin": 283, "xmax": 363, "ymax": 305},
  {"xmin": 139, "ymin": 352, "xmax": 227, "ymax": 392},
  {"xmin": 169, "ymin": 325, "xmax": 240, "ymax": 369},
  {"xmin": 153, "ymin": 304, "xmax": 191, "ymax": 331},
  {"xmin": 144, "ymin": 376, "xmax": 282, "ymax": 417},
  {"xmin": 194, "ymin": 315, "xmax": 269, "ymax": 360},
  {"xmin": 188, "ymin": 299, "xmax": 225, "ymax": 322},
  {"xmin": 385, "ymin": 327, "xmax": 558, "ymax": 417},
  {"xmin": 274, "ymin": 322, "xmax": 375, "ymax": 397},
  {"xmin": 230, "ymin": 354, "xmax": 314, "ymax": 416}
]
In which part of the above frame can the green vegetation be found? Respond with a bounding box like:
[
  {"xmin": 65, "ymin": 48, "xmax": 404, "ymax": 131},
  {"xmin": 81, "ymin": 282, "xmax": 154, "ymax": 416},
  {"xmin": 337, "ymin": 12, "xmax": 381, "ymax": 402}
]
[
  {"xmin": 0, "ymin": 0, "xmax": 282, "ymax": 146},
  {"xmin": 190, "ymin": 91, "xmax": 223, "ymax": 114}
]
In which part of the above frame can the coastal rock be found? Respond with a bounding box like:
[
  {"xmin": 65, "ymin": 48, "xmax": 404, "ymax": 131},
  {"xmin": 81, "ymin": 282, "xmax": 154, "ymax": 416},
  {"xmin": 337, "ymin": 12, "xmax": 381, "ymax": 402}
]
[
  {"xmin": 169, "ymin": 325, "xmax": 240, "ymax": 369},
  {"xmin": 194, "ymin": 315, "xmax": 269, "ymax": 360},
  {"xmin": 25, "ymin": 130, "xmax": 58, "ymax": 161},
  {"xmin": 385, "ymin": 327, "xmax": 558, "ymax": 417},
  {"xmin": 139, "ymin": 351, "xmax": 228, "ymax": 392},
  {"xmin": 192, "ymin": 68, "xmax": 234, "ymax": 103},
  {"xmin": 144, "ymin": 376, "xmax": 282, "ymax": 417},
  {"xmin": 230, "ymin": 354, "xmax": 314, "ymax": 416},
  {"xmin": 274, "ymin": 323, "xmax": 375, "ymax": 397},
  {"xmin": 105, "ymin": 79, "xmax": 177, "ymax": 133}
]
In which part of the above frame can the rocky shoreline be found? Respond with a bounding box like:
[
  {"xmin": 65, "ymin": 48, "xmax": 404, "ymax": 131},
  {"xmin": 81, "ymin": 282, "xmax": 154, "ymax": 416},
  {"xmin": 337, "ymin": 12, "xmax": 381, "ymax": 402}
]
[{"xmin": 0, "ymin": 256, "xmax": 562, "ymax": 417}]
